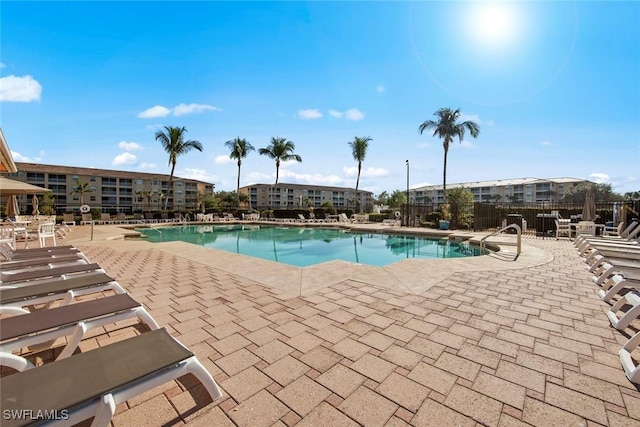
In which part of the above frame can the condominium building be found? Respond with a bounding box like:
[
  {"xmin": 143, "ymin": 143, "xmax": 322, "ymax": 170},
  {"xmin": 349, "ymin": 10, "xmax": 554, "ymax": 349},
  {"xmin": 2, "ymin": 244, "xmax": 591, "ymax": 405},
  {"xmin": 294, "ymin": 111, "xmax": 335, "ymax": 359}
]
[
  {"xmin": 410, "ymin": 177, "xmax": 592, "ymax": 204},
  {"xmin": 239, "ymin": 183, "xmax": 374, "ymax": 210},
  {"xmin": 6, "ymin": 162, "xmax": 214, "ymax": 213}
]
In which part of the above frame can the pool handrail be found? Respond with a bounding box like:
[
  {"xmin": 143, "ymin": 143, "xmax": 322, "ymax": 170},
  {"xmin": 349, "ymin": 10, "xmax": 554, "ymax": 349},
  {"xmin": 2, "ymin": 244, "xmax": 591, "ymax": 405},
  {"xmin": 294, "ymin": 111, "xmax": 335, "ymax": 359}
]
[{"xmin": 480, "ymin": 223, "xmax": 521, "ymax": 260}]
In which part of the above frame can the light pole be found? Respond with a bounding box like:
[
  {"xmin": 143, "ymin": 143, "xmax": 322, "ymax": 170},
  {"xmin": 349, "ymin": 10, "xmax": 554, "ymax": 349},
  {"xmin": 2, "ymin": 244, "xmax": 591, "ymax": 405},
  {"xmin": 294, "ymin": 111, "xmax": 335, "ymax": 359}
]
[
  {"xmin": 406, "ymin": 160, "xmax": 409, "ymax": 227},
  {"xmin": 406, "ymin": 160, "xmax": 409, "ymax": 203}
]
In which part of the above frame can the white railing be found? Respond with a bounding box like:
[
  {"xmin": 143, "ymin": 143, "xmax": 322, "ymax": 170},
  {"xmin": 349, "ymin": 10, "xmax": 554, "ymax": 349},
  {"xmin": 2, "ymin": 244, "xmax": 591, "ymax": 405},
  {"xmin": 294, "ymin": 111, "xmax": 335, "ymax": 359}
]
[{"xmin": 480, "ymin": 223, "xmax": 522, "ymax": 260}]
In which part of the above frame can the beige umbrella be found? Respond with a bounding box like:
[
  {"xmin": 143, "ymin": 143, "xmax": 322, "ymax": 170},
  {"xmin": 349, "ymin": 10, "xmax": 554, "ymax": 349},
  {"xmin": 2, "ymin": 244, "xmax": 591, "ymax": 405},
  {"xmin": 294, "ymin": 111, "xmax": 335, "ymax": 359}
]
[
  {"xmin": 5, "ymin": 194, "xmax": 19, "ymax": 217},
  {"xmin": 581, "ymin": 186, "xmax": 596, "ymax": 222},
  {"xmin": 32, "ymin": 194, "xmax": 39, "ymax": 216},
  {"xmin": 0, "ymin": 176, "xmax": 51, "ymax": 195}
]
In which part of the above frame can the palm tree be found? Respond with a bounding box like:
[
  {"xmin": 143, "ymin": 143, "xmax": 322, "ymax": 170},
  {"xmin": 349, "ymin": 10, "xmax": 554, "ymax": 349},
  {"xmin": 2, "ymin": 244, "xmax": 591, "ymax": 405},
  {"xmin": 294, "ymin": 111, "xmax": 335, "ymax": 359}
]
[
  {"xmin": 259, "ymin": 137, "xmax": 302, "ymax": 207},
  {"xmin": 155, "ymin": 126, "xmax": 203, "ymax": 210},
  {"xmin": 418, "ymin": 108, "xmax": 480, "ymax": 203},
  {"xmin": 225, "ymin": 137, "xmax": 255, "ymax": 208},
  {"xmin": 347, "ymin": 136, "xmax": 372, "ymax": 213},
  {"xmin": 72, "ymin": 179, "xmax": 93, "ymax": 205}
]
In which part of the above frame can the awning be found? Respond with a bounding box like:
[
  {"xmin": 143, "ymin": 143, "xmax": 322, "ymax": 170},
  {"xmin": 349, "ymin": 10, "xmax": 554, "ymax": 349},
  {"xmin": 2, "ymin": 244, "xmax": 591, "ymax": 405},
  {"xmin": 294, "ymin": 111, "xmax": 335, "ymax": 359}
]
[{"xmin": 0, "ymin": 176, "xmax": 51, "ymax": 195}]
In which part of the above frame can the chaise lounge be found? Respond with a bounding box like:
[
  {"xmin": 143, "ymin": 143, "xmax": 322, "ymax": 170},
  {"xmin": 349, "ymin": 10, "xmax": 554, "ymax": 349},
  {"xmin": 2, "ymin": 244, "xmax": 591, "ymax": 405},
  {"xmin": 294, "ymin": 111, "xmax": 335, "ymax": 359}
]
[{"xmin": 0, "ymin": 328, "xmax": 223, "ymax": 427}]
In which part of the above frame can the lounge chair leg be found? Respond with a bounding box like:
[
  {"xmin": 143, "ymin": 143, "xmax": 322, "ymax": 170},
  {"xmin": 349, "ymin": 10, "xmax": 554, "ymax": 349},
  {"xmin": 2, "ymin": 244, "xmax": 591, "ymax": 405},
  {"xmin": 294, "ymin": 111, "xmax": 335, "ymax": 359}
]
[
  {"xmin": 92, "ymin": 394, "xmax": 116, "ymax": 427},
  {"xmin": 57, "ymin": 321, "xmax": 87, "ymax": 360},
  {"xmin": 599, "ymin": 275, "xmax": 636, "ymax": 303},
  {"xmin": 620, "ymin": 331, "xmax": 640, "ymax": 383},
  {"xmin": 608, "ymin": 294, "xmax": 640, "ymax": 331},
  {"xmin": 0, "ymin": 352, "xmax": 35, "ymax": 372},
  {"xmin": 137, "ymin": 308, "xmax": 160, "ymax": 331},
  {"xmin": 185, "ymin": 357, "xmax": 223, "ymax": 401}
]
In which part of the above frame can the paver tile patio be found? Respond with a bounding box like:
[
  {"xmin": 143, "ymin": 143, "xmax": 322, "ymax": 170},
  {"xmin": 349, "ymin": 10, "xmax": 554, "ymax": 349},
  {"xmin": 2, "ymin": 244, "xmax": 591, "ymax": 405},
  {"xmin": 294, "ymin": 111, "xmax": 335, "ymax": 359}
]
[{"xmin": 15, "ymin": 225, "xmax": 640, "ymax": 426}]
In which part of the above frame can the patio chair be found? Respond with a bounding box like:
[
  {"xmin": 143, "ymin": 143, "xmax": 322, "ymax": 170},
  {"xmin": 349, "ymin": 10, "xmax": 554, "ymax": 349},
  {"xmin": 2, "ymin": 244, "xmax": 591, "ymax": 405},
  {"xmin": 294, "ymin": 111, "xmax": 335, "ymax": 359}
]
[
  {"xmin": 1, "ymin": 253, "xmax": 88, "ymax": 271},
  {"xmin": 0, "ymin": 262, "xmax": 104, "ymax": 285},
  {"xmin": 607, "ymin": 291, "xmax": 640, "ymax": 331},
  {"xmin": 576, "ymin": 222, "xmax": 640, "ymax": 247},
  {"xmin": 133, "ymin": 213, "xmax": 145, "ymax": 223},
  {"xmin": 604, "ymin": 222, "xmax": 625, "ymax": 237},
  {"xmin": 575, "ymin": 221, "xmax": 596, "ymax": 237},
  {"xmin": 144, "ymin": 212, "xmax": 157, "ymax": 223},
  {"xmin": 620, "ymin": 330, "xmax": 640, "ymax": 383},
  {"xmin": 80, "ymin": 213, "xmax": 93, "ymax": 225},
  {"xmin": 339, "ymin": 213, "xmax": 352, "ymax": 223},
  {"xmin": 0, "ymin": 328, "xmax": 223, "ymax": 427},
  {"xmin": 555, "ymin": 219, "xmax": 572, "ymax": 240},
  {"xmin": 298, "ymin": 214, "xmax": 312, "ymax": 223},
  {"xmin": 0, "ymin": 272, "xmax": 125, "ymax": 314},
  {"xmin": 0, "ymin": 293, "xmax": 159, "ymax": 371},
  {"xmin": 595, "ymin": 273, "xmax": 640, "ymax": 303},
  {"xmin": 591, "ymin": 261, "xmax": 640, "ymax": 286},
  {"xmin": 0, "ymin": 244, "xmax": 80, "ymax": 261},
  {"xmin": 97, "ymin": 213, "xmax": 113, "ymax": 224},
  {"xmin": 62, "ymin": 213, "xmax": 76, "ymax": 227},
  {"xmin": 37, "ymin": 222, "xmax": 56, "ymax": 248}
]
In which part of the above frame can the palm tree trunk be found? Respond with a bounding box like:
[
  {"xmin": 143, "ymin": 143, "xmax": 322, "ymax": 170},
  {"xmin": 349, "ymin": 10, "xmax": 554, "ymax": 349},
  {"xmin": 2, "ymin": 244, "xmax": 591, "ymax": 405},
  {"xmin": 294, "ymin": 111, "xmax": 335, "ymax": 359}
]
[
  {"xmin": 442, "ymin": 143, "xmax": 449, "ymax": 204},
  {"xmin": 165, "ymin": 161, "xmax": 176, "ymax": 211},
  {"xmin": 236, "ymin": 162, "xmax": 241, "ymax": 208},
  {"xmin": 356, "ymin": 161, "xmax": 361, "ymax": 213}
]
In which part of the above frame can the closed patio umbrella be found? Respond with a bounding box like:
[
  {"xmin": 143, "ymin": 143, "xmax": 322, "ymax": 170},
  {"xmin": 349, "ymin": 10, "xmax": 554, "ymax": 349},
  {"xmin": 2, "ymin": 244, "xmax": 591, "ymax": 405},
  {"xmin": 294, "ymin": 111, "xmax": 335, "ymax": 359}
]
[
  {"xmin": 5, "ymin": 194, "xmax": 19, "ymax": 217},
  {"xmin": 32, "ymin": 194, "xmax": 39, "ymax": 216},
  {"xmin": 581, "ymin": 186, "xmax": 596, "ymax": 222}
]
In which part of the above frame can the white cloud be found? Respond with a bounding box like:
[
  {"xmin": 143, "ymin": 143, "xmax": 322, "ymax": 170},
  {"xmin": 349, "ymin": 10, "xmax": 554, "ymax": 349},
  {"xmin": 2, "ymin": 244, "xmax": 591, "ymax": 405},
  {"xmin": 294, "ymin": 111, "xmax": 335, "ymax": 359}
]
[
  {"xmin": 279, "ymin": 169, "xmax": 344, "ymax": 186},
  {"xmin": 139, "ymin": 103, "xmax": 221, "ymax": 119},
  {"xmin": 298, "ymin": 109, "xmax": 323, "ymax": 120},
  {"xmin": 328, "ymin": 109, "xmax": 343, "ymax": 118},
  {"xmin": 173, "ymin": 103, "xmax": 220, "ymax": 116},
  {"xmin": 589, "ymin": 172, "xmax": 610, "ymax": 183},
  {"xmin": 11, "ymin": 151, "xmax": 42, "ymax": 162},
  {"xmin": 345, "ymin": 108, "xmax": 365, "ymax": 121},
  {"xmin": 459, "ymin": 113, "xmax": 494, "ymax": 126},
  {"xmin": 138, "ymin": 105, "xmax": 171, "ymax": 118},
  {"xmin": 452, "ymin": 140, "xmax": 477, "ymax": 149},
  {"xmin": 417, "ymin": 142, "xmax": 432, "ymax": 149},
  {"xmin": 343, "ymin": 166, "xmax": 390, "ymax": 178},
  {"xmin": 245, "ymin": 171, "xmax": 273, "ymax": 182},
  {"xmin": 214, "ymin": 155, "xmax": 234, "ymax": 165},
  {"xmin": 279, "ymin": 159, "xmax": 304, "ymax": 169},
  {"xmin": 0, "ymin": 63, "xmax": 5, "ymax": 69},
  {"xmin": 138, "ymin": 162, "xmax": 156, "ymax": 170},
  {"xmin": 118, "ymin": 141, "xmax": 143, "ymax": 151},
  {"xmin": 112, "ymin": 152, "xmax": 137, "ymax": 166},
  {"xmin": 540, "ymin": 141, "xmax": 552, "ymax": 146},
  {"xmin": 0, "ymin": 75, "xmax": 42, "ymax": 102},
  {"xmin": 178, "ymin": 168, "xmax": 218, "ymax": 182},
  {"xmin": 376, "ymin": 84, "xmax": 385, "ymax": 93}
]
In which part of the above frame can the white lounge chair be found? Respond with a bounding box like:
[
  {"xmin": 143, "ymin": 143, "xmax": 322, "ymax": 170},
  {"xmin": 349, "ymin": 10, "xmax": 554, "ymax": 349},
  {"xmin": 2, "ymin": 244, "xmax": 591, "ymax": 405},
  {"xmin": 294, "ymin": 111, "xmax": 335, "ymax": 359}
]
[
  {"xmin": 0, "ymin": 293, "xmax": 159, "ymax": 371},
  {"xmin": 607, "ymin": 291, "xmax": 640, "ymax": 331},
  {"xmin": 0, "ymin": 328, "xmax": 223, "ymax": 427},
  {"xmin": 620, "ymin": 330, "xmax": 640, "ymax": 383}
]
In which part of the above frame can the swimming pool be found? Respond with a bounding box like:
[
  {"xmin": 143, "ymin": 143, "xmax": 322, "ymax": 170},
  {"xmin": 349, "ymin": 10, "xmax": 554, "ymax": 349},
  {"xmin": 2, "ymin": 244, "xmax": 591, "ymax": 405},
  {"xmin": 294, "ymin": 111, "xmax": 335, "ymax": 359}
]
[{"xmin": 136, "ymin": 225, "xmax": 486, "ymax": 267}]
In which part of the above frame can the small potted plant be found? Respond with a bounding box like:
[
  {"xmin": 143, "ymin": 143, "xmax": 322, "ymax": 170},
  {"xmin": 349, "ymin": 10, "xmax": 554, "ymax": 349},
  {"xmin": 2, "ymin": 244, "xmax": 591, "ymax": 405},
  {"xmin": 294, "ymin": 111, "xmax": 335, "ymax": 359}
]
[{"xmin": 439, "ymin": 203, "xmax": 451, "ymax": 230}]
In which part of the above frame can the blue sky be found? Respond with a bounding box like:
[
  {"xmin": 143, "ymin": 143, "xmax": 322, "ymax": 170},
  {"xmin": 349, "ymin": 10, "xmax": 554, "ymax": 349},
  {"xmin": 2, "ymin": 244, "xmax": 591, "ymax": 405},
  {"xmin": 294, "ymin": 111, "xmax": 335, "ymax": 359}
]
[{"xmin": 1, "ymin": 1, "xmax": 638, "ymax": 195}]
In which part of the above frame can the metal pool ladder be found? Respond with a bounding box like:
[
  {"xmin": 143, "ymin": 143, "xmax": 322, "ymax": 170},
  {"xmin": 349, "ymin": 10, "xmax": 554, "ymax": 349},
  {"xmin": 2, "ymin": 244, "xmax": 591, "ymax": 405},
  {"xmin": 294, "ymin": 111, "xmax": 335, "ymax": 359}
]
[{"xmin": 480, "ymin": 224, "xmax": 522, "ymax": 260}]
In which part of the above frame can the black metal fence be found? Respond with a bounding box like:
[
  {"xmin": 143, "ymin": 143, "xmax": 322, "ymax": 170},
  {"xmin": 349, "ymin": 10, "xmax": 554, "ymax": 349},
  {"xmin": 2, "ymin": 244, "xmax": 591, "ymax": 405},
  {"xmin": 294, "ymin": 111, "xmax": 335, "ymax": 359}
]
[{"xmin": 400, "ymin": 201, "xmax": 640, "ymax": 232}]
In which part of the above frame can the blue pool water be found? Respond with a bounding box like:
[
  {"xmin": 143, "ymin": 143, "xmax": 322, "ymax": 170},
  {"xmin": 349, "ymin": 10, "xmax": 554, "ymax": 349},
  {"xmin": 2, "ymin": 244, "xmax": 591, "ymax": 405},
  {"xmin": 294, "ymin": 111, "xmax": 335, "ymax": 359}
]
[{"xmin": 136, "ymin": 225, "xmax": 486, "ymax": 267}]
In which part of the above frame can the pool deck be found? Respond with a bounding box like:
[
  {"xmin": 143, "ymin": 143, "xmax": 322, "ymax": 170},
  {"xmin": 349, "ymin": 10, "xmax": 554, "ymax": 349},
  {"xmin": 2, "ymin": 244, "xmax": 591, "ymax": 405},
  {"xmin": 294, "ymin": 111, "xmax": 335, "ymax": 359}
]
[{"xmin": 22, "ymin": 222, "xmax": 640, "ymax": 426}]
